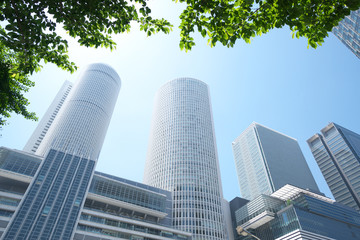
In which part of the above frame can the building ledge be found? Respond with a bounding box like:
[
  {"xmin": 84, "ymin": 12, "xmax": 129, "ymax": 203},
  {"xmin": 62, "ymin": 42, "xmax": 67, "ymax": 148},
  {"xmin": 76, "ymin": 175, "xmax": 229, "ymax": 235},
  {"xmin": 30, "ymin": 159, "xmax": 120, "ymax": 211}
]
[{"xmin": 241, "ymin": 210, "xmax": 275, "ymax": 230}]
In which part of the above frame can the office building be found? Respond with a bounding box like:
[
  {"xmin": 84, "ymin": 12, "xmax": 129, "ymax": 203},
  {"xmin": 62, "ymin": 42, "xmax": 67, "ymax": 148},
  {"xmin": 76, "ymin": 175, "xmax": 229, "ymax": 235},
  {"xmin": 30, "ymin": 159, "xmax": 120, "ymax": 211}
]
[
  {"xmin": 36, "ymin": 63, "xmax": 121, "ymax": 159},
  {"xmin": 232, "ymin": 122, "xmax": 319, "ymax": 200},
  {"xmin": 2, "ymin": 63, "xmax": 122, "ymax": 239},
  {"xmin": 144, "ymin": 78, "xmax": 228, "ymax": 239},
  {"xmin": 232, "ymin": 184, "xmax": 360, "ymax": 240},
  {"xmin": 332, "ymin": 9, "xmax": 360, "ymax": 59},
  {"xmin": 0, "ymin": 147, "xmax": 191, "ymax": 240},
  {"xmin": 23, "ymin": 81, "xmax": 73, "ymax": 154},
  {"xmin": 307, "ymin": 122, "xmax": 360, "ymax": 211}
]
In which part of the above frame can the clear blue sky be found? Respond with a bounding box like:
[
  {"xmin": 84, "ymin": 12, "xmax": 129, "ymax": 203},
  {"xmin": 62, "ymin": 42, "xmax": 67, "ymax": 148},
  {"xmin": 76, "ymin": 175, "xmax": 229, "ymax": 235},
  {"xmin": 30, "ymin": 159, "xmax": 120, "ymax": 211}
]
[{"xmin": 1, "ymin": 1, "xmax": 359, "ymax": 201}]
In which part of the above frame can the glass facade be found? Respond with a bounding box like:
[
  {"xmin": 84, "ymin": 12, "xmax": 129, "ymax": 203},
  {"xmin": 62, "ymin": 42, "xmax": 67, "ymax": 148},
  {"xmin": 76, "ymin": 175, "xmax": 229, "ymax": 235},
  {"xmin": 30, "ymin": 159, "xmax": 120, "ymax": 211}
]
[
  {"xmin": 0, "ymin": 148, "xmax": 191, "ymax": 240},
  {"xmin": 144, "ymin": 78, "xmax": 227, "ymax": 239},
  {"xmin": 308, "ymin": 123, "xmax": 360, "ymax": 211},
  {"xmin": 233, "ymin": 191, "xmax": 360, "ymax": 240},
  {"xmin": 3, "ymin": 149, "xmax": 95, "ymax": 240},
  {"xmin": 234, "ymin": 195, "xmax": 284, "ymax": 226},
  {"xmin": 78, "ymin": 214, "xmax": 190, "ymax": 240},
  {"xmin": 232, "ymin": 123, "xmax": 319, "ymax": 200},
  {"xmin": 89, "ymin": 172, "xmax": 172, "ymax": 226},
  {"xmin": 332, "ymin": 9, "xmax": 360, "ymax": 59},
  {"xmin": 0, "ymin": 147, "xmax": 41, "ymax": 177}
]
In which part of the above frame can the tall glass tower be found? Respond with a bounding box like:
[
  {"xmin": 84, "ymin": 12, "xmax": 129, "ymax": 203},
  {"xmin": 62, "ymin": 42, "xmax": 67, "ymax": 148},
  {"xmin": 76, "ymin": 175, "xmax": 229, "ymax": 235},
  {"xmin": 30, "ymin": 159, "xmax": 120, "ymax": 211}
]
[
  {"xmin": 144, "ymin": 78, "xmax": 228, "ymax": 240},
  {"xmin": 2, "ymin": 63, "xmax": 121, "ymax": 240},
  {"xmin": 332, "ymin": 9, "xmax": 360, "ymax": 59},
  {"xmin": 232, "ymin": 122, "xmax": 319, "ymax": 201},
  {"xmin": 308, "ymin": 123, "xmax": 360, "ymax": 211}
]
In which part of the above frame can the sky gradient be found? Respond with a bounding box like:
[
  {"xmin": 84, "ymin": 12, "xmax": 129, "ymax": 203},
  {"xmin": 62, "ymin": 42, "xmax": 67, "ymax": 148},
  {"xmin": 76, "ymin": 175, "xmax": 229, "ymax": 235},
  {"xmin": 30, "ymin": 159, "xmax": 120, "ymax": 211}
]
[{"xmin": 2, "ymin": 1, "xmax": 360, "ymax": 201}]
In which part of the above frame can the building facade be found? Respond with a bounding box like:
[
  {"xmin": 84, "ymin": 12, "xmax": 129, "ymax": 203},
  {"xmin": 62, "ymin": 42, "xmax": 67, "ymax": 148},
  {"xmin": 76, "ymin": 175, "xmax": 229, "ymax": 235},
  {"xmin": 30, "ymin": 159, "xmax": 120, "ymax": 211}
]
[
  {"xmin": 307, "ymin": 122, "xmax": 360, "ymax": 211},
  {"xmin": 36, "ymin": 63, "xmax": 121, "ymax": 159},
  {"xmin": 23, "ymin": 81, "xmax": 73, "ymax": 154},
  {"xmin": 332, "ymin": 9, "xmax": 360, "ymax": 59},
  {"xmin": 144, "ymin": 78, "xmax": 228, "ymax": 239},
  {"xmin": 232, "ymin": 123, "xmax": 319, "ymax": 201},
  {"xmin": 2, "ymin": 63, "xmax": 122, "ymax": 239},
  {"xmin": 0, "ymin": 147, "xmax": 191, "ymax": 240},
  {"xmin": 232, "ymin": 185, "xmax": 360, "ymax": 240}
]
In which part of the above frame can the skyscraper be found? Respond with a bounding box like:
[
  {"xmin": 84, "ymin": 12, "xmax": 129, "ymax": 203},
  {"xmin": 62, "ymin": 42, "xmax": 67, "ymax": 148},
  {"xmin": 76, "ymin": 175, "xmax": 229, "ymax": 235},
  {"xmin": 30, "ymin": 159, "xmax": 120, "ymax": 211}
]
[
  {"xmin": 36, "ymin": 63, "xmax": 121, "ymax": 159},
  {"xmin": 232, "ymin": 122, "xmax": 319, "ymax": 201},
  {"xmin": 23, "ymin": 81, "xmax": 73, "ymax": 154},
  {"xmin": 144, "ymin": 78, "xmax": 228, "ymax": 239},
  {"xmin": 2, "ymin": 63, "xmax": 121, "ymax": 239},
  {"xmin": 307, "ymin": 122, "xmax": 360, "ymax": 211},
  {"xmin": 332, "ymin": 9, "xmax": 360, "ymax": 59}
]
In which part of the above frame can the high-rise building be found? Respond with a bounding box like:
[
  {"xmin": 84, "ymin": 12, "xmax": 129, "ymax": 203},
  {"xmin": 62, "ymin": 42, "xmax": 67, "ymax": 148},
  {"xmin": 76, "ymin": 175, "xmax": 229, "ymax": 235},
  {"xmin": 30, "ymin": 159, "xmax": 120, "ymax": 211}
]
[
  {"xmin": 307, "ymin": 122, "xmax": 360, "ymax": 211},
  {"xmin": 144, "ymin": 78, "xmax": 228, "ymax": 239},
  {"xmin": 231, "ymin": 184, "xmax": 360, "ymax": 240},
  {"xmin": 23, "ymin": 81, "xmax": 73, "ymax": 154},
  {"xmin": 232, "ymin": 122, "xmax": 319, "ymax": 201},
  {"xmin": 2, "ymin": 63, "xmax": 121, "ymax": 239},
  {"xmin": 332, "ymin": 9, "xmax": 360, "ymax": 59},
  {"xmin": 36, "ymin": 63, "xmax": 121, "ymax": 159}
]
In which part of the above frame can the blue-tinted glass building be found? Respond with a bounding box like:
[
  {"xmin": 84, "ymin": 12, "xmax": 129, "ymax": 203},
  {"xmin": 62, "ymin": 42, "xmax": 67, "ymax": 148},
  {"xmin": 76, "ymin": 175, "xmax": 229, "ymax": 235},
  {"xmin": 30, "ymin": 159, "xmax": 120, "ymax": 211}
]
[
  {"xmin": 232, "ymin": 185, "xmax": 360, "ymax": 240},
  {"xmin": 0, "ymin": 147, "xmax": 191, "ymax": 240},
  {"xmin": 232, "ymin": 123, "xmax": 319, "ymax": 200},
  {"xmin": 332, "ymin": 9, "xmax": 360, "ymax": 59},
  {"xmin": 308, "ymin": 122, "xmax": 360, "ymax": 211}
]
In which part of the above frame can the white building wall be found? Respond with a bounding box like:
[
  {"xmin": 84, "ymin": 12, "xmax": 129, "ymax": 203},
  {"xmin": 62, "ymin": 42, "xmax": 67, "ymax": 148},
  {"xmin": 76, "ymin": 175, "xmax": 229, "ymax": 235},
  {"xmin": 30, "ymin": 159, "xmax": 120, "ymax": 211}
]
[
  {"xmin": 36, "ymin": 63, "xmax": 121, "ymax": 160},
  {"xmin": 144, "ymin": 78, "xmax": 228, "ymax": 240},
  {"xmin": 23, "ymin": 81, "xmax": 73, "ymax": 154}
]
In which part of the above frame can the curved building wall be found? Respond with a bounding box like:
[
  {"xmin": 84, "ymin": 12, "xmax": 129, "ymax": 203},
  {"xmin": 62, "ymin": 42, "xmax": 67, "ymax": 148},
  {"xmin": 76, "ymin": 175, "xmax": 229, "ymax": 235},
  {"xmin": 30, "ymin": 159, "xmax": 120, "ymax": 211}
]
[
  {"xmin": 36, "ymin": 63, "xmax": 121, "ymax": 160},
  {"xmin": 144, "ymin": 78, "xmax": 227, "ymax": 240}
]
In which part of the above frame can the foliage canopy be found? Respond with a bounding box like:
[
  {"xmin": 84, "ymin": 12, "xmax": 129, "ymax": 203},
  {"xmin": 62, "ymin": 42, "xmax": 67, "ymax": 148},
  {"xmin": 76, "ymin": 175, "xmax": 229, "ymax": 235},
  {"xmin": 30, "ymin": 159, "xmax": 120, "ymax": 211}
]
[{"xmin": 177, "ymin": 0, "xmax": 360, "ymax": 50}]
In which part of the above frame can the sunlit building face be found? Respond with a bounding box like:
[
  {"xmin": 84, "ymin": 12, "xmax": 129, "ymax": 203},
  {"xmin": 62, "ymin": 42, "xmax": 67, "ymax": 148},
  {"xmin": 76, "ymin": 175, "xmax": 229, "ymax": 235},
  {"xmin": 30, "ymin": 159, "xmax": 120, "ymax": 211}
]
[{"xmin": 144, "ymin": 78, "xmax": 228, "ymax": 240}]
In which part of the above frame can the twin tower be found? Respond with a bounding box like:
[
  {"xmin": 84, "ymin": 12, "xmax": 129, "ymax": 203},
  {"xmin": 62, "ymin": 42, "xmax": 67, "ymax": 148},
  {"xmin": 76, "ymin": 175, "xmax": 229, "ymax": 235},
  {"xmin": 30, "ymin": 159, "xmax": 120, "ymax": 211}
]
[{"xmin": 3, "ymin": 64, "xmax": 228, "ymax": 239}]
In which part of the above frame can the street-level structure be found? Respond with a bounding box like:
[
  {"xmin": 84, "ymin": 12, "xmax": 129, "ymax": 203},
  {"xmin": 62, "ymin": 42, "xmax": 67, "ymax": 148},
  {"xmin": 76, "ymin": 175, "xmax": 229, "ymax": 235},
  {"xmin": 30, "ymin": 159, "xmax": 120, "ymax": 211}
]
[
  {"xmin": 232, "ymin": 184, "xmax": 360, "ymax": 240},
  {"xmin": 0, "ymin": 147, "xmax": 191, "ymax": 240}
]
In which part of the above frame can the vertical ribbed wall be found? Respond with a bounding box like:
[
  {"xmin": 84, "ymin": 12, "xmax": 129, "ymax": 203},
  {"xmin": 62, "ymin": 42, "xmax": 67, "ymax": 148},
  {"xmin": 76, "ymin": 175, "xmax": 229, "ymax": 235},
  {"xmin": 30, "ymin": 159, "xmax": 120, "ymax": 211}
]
[
  {"xmin": 308, "ymin": 123, "xmax": 360, "ymax": 211},
  {"xmin": 23, "ymin": 81, "xmax": 73, "ymax": 154},
  {"xmin": 232, "ymin": 123, "xmax": 273, "ymax": 200},
  {"xmin": 36, "ymin": 63, "xmax": 121, "ymax": 160},
  {"xmin": 144, "ymin": 78, "xmax": 227, "ymax": 240}
]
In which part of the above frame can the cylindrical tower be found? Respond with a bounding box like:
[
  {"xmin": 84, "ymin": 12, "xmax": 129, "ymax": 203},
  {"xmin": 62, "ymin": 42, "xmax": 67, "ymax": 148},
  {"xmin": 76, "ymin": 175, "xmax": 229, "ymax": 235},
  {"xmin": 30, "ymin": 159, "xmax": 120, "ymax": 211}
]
[
  {"xmin": 36, "ymin": 63, "xmax": 121, "ymax": 160},
  {"xmin": 144, "ymin": 78, "xmax": 227, "ymax": 240}
]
